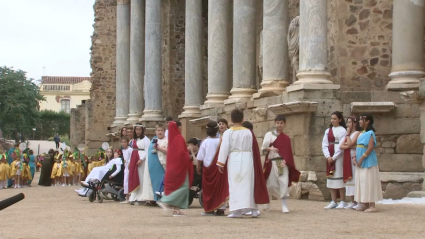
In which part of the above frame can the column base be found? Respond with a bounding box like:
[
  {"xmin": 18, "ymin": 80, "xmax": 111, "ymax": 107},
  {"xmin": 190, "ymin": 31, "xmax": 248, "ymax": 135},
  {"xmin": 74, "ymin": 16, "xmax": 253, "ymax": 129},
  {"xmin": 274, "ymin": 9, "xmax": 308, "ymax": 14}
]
[
  {"xmin": 140, "ymin": 110, "xmax": 164, "ymax": 122},
  {"xmin": 387, "ymin": 70, "xmax": 425, "ymax": 91},
  {"xmin": 287, "ymin": 83, "xmax": 340, "ymax": 93},
  {"xmin": 111, "ymin": 116, "xmax": 127, "ymax": 127},
  {"xmin": 225, "ymin": 88, "xmax": 257, "ymax": 104},
  {"xmin": 201, "ymin": 93, "xmax": 230, "ymax": 109},
  {"xmin": 178, "ymin": 105, "xmax": 201, "ymax": 118},
  {"xmin": 125, "ymin": 113, "xmax": 142, "ymax": 125},
  {"xmin": 254, "ymin": 80, "xmax": 289, "ymax": 98},
  {"xmin": 295, "ymin": 71, "xmax": 333, "ymax": 85}
]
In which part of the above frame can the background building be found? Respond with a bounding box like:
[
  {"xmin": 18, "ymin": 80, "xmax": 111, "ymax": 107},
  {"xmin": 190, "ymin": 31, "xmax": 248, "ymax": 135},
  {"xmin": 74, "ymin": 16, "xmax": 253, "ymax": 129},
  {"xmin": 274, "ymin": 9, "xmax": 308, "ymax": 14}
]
[{"xmin": 39, "ymin": 76, "xmax": 92, "ymax": 113}]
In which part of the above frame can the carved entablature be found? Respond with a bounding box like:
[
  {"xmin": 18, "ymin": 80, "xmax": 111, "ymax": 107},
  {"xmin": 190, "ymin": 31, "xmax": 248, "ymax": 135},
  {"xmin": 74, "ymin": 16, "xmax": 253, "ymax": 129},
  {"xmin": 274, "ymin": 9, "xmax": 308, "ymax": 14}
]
[
  {"xmin": 350, "ymin": 102, "xmax": 397, "ymax": 113},
  {"xmin": 189, "ymin": 116, "xmax": 219, "ymax": 128},
  {"xmin": 268, "ymin": 101, "xmax": 318, "ymax": 115}
]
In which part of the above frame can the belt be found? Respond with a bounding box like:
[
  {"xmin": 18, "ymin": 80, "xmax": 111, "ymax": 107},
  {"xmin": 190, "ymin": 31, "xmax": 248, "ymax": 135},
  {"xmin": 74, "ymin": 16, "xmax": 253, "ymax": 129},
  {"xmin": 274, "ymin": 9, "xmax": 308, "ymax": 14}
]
[
  {"xmin": 133, "ymin": 149, "xmax": 145, "ymax": 151},
  {"xmin": 269, "ymin": 157, "xmax": 283, "ymax": 161},
  {"xmin": 329, "ymin": 142, "xmax": 339, "ymax": 145},
  {"xmin": 357, "ymin": 145, "xmax": 365, "ymax": 148}
]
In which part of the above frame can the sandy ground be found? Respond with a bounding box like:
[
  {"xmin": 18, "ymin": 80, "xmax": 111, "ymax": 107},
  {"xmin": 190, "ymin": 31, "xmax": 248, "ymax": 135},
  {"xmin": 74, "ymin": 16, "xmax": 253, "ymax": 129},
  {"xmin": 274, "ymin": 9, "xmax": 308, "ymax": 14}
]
[{"xmin": 1, "ymin": 172, "xmax": 425, "ymax": 239}]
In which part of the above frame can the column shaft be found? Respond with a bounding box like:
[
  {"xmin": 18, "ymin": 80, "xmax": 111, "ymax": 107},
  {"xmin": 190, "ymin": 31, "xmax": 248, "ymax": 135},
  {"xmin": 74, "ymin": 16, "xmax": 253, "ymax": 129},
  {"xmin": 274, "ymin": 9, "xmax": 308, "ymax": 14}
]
[
  {"xmin": 388, "ymin": 0, "xmax": 425, "ymax": 90},
  {"xmin": 127, "ymin": 0, "xmax": 145, "ymax": 124},
  {"xmin": 113, "ymin": 0, "xmax": 131, "ymax": 126},
  {"xmin": 259, "ymin": 0, "xmax": 289, "ymax": 96},
  {"xmin": 203, "ymin": 0, "xmax": 231, "ymax": 107},
  {"xmin": 228, "ymin": 0, "xmax": 257, "ymax": 102},
  {"xmin": 295, "ymin": 0, "xmax": 332, "ymax": 85},
  {"xmin": 180, "ymin": 0, "xmax": 203, "ymax": 117},
  {"xmin": 141, "ymin": 0, "xmax": 163, "ymax": 121}
]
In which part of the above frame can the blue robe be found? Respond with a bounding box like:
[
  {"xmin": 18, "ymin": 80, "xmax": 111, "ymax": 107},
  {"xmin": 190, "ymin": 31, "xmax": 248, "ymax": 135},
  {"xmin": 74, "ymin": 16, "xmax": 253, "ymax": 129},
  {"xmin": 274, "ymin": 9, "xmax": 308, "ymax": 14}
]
[{"xmin": 148, "ymin": 137, "xmax": 165, "ymax": 201}]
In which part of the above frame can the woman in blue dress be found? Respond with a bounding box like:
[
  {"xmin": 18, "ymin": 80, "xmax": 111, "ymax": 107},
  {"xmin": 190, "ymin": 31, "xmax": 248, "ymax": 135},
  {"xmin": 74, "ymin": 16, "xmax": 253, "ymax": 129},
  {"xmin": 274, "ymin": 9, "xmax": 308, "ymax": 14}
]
[
  {"xmin": 355, "ymin": 114, "xmax": 383, "ymax": 212},
  {"xmin": 28, "ymin": 150, "xmax": 36, "ymax": 186}
]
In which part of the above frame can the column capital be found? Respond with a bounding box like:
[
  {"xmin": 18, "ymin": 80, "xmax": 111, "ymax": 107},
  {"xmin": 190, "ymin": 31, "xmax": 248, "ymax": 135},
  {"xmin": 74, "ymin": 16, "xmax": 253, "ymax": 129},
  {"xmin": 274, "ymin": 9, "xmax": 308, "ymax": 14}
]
[{"xmin": 117, "ymin": 0, "xmax": 130, "ymax": 5}]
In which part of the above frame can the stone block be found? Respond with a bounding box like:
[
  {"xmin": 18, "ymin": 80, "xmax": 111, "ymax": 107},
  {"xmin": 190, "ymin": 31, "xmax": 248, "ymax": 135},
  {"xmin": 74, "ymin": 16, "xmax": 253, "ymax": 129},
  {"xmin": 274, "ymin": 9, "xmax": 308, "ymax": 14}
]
[
  {"xmin": 308, "ymin": 171, "xmax": 318, "ymax": 181},
  {"xmin": 294, "ymin": 135, "xmax": 324, "ymax": 157},
  {"xmin": 285, "ymin": 114, "xmax": 309, "ymax": 136},
  {"xmin": 374, "ymin": 117, "xmax": 420, "ymax": 135},
  {"xmin": 340, "ymin": 91, "xmax": 371, "ymax": 104},
  {"xmin": 380, "ymin": 172, "xmax": 424, "ymax": 183},
  {"xmin": 300, "ymin": 171, "xmax": 308, "ymax": 182},
  {"xmin": 396, "ymin": 134, "xmax": 422, "ymax": 154},
  {"xmin": 315, "ymin": 99, "xmax": 343, "ymax": 117},
  {"xmin": 371, "ymin": 91, "xmax": 410, "ymax": 104},
  {"xmin": 395, "ymin": 104, "xmax": 413, "ymax": 118},
  {"xmin": 309, "ymin": 117, "xmax": 328, "ymax": 136},
  {"xmin": 289, "ymin": 182, "xmax": 302, "ymax": 199},
  {"xmin": 378, "ymin": 154, "xmax": 424, "ymax": 172},
  {"xmin": 406, "ymin": 191, "xmax": 425, "ymax": 198},
  {"xmin": 294, "ymin": 156, "xmax": 327, "ymax": 172},
  {"xmin": 383, "ymin": 183, "xmax": 410, "ymax": 199},
  {"xmin": 300, "ymin": 182, "xmax": 313, "ymax": 194},
  {"xmin": 381, "ymin": 141, "xmax": 395, "ymax": 148},
  {"xmin": 253, "ymin": 122, "xmax": 270, "ymax": 139},
  {"xmin": 308, "ymin": 188, "xmax": 325, "ymax": 201}
]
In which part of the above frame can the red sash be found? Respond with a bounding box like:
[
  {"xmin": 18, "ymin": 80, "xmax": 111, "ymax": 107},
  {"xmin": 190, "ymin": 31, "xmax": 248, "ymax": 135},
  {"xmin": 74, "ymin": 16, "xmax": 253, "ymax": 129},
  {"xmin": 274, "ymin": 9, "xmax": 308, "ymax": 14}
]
[
  {"xmin": 343, "ymin": 136, "xmax": 353, "ymax": 183},
  {"xmin": 128, "ymin": 139, "xmax": 141, "ymax": 193},
  {"xmin": 326, "ymin": 128, "xmax": 336, "ymax": 177},
  {"xmin": 202, "ymin": 139, "xmax": 229, "ymax": 212},
  {"xmin": 251, "ymin": 131, "xmax": 270, "ymax": 204},
  {"xmin": 264, "ymin": 132, "xmax": 300, "ymax": 186},
  {"xmin": 163, "ymin": 122, "xmax": 194, "ymax": 195}
]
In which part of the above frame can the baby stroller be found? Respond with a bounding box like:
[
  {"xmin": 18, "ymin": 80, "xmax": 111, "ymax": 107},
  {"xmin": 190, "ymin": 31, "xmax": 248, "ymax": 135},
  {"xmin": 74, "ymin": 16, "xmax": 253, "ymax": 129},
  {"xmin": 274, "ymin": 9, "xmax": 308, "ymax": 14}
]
[{"xmin": 87, "ymin": 165, "xmax": 125, "ymax": 203}]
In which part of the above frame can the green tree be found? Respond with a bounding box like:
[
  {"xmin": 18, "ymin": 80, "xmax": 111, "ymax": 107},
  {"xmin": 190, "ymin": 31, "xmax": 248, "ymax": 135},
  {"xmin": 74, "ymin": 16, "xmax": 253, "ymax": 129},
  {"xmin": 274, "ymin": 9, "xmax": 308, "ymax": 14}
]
[
  {"xmin": 0, "ymin": 66, "xmax": 45, "ymax": 143},
  {"xmin": 35, "ymin": 110, "xmax": 70, "ymax": 140}
]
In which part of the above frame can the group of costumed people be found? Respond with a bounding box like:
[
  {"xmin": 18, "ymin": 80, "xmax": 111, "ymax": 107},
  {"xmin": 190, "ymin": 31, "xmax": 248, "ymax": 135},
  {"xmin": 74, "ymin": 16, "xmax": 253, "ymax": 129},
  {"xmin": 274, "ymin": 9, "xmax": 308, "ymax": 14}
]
[
  {"xmin": 72, "ymin": 110, "xmax": 301, "ymax": 218},
  {"xmin": 322, "ymin": 111, "xmax": 382, "ymax": 213},
  {"xmin": 0, "ymin": 148, "xmax": 36, "ymax": 189}
]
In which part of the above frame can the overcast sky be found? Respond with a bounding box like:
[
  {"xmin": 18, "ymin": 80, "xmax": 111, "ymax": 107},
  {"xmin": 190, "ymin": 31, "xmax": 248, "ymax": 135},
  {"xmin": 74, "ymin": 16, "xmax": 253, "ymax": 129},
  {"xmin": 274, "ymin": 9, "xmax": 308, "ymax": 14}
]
[{"xmin": 0, "ymin": 0, "xmax": 95, "ymax": 81}]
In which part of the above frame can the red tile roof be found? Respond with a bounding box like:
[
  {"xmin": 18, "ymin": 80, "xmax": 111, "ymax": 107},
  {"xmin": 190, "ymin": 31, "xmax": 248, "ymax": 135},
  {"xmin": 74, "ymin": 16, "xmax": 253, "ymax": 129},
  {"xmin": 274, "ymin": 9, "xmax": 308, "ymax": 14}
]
[{"xmin": 41, "ymin": 76, "xmax": 92, "ymax": 84}]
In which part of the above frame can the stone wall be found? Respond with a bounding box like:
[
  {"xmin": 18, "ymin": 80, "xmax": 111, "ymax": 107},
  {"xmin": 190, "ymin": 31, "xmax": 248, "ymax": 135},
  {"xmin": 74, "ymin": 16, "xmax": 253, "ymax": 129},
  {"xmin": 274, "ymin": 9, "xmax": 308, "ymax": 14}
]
[{"xmin": 70, "ymin": 103, "xmax": 86, "ymax": 148}]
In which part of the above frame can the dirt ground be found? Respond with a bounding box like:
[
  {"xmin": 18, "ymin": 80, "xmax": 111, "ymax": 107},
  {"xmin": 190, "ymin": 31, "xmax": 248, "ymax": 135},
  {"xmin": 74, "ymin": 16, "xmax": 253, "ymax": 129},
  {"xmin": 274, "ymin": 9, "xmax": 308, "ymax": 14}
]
[{"xmin": 1, "ymin": 172, "xmax": 424, "ymax": 239}]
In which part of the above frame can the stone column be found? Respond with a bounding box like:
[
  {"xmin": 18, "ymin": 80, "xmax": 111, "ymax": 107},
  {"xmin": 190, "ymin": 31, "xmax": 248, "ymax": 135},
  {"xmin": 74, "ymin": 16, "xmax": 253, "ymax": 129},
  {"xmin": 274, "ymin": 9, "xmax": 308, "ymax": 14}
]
[
  {"xmin": 294, "ymin": 0, "xmax": 333, "ymax": 86},
  {"xmin": 257, "ymin": 0, "xmax": 290, "ymax": 97},
  {"xmin": 203, "ymin": 0, "xmax": 231, "ymax": 107},
  {"xmin": 141, "ymin": 0, "xmax": 163, "ymax": 121},
  {"xmin": 387, "ymin": 0, "xmax": 425, "ymax": 91},
  {"xmin": 180, "ymin": 0, "xmax": 203, "ymax": 117},
  {"xmin": 112, "ymin": 0, "xmax": 131, "ymax": 127},
  {"xmin": 227, "ymin": 0, "xmax": 257, "ymax": 103},
  {"xmin": 126, "ymin": 0, "xmax": 145, "ymax": 124}
]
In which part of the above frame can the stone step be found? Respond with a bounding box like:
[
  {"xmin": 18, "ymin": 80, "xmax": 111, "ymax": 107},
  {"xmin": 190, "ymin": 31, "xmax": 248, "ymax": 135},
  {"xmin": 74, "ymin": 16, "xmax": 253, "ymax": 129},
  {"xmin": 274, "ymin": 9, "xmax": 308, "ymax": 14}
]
[{"xmin": 406, "ymin": 191, "xmax": 425, "ymax": 198}]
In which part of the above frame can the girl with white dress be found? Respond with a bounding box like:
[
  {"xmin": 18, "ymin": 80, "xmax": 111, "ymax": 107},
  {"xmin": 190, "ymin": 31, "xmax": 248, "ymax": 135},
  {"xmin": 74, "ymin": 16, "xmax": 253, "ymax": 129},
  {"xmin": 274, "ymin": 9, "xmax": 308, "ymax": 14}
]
[
  {"xmin": 339, "ymin": 116, "xmax": 361, "ymax": 209},
  {"xmin": 322, "ymin": 111, "xmax": 347, "ymax": 209},
  {"xmin": 120, "ymin": 137, "xmax": 133, "ymax": 204}
]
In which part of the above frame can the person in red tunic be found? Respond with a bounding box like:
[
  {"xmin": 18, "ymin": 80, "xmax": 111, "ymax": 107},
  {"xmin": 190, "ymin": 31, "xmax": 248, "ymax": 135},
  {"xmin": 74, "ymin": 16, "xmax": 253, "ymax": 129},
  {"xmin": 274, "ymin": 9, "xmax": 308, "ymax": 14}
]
[{"xmin": 158, "ymin": 121, "xmax": 193, "ymax": 217}]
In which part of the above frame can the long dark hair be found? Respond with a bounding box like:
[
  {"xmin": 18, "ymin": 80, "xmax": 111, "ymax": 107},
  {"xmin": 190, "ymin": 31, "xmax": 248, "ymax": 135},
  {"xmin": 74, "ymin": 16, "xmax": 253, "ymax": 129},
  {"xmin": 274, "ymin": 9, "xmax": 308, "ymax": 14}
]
[
  {"xmin": 120, "ymin": 127, "xmax": 127, "ymax": 137},
  {"xmin": 360, "ymin": 113, "xmax": 376, "ymax": 132},
  {"xmin": 330, "ymin": 111, "xmax": 347, "ymax": 129},
  {"xmin": 133, "ymin": 124, "xmax": 145, "ymax": 139},
  {"xmin": 347, "ymin": 115, "xmax": 362, "ymax": 132}
]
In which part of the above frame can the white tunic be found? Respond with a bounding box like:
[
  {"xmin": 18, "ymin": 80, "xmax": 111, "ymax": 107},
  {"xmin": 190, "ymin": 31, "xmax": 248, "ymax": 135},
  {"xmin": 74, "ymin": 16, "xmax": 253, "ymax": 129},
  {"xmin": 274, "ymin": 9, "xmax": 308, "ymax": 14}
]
[
  {"xmin": 322, "ymin": 126, "xmax": 347, "ymax": 189},
  {"xmin": 340, "ymin": 131, "xmax": 360, "ymax": 196},
  {"xmin": 197, "ymin": 137, "xmax": 220, "ymax": 167},
  {"xmin": 122, "ymin": 146, "xmax": 132, "ymax": 194},
  {"xmin": 262, "ymin": 131, "xmax": 290, "ymax": 199},
  {"xmin": 84, "ymin": 158, "xmax": 123, "ymax": 183},
  {"xmin": 217, "ymin": 128, "xmax": 257, "ymax": 213},
  {"xmin": 141, "ymin": 137, "xmax": 168, "ymax": 201},
  {"xmin": 129, "ymin": 136, "xmax": 151, "ymax": 202}
]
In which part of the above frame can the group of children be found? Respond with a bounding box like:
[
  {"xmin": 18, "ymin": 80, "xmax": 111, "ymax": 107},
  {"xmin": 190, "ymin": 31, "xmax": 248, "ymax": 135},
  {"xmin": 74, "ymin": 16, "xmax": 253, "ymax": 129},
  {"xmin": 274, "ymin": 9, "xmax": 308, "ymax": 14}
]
[
  {"xmin": 49, "ymin": 149, "xmax": 85, "ymax": 186},
  {"xmin": 0, "ymin": 149, "xmax": 35, "ymax": 189}
]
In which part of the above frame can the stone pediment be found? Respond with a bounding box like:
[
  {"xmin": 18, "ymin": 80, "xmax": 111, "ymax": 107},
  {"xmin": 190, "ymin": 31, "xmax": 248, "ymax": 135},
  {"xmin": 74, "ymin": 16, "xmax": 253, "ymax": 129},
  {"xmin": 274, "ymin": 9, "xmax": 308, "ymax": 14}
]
[
  {"xmin": 189, "ymin": 116, "xmax": 219, "ymax": 127},
  {"xmin": 268, "ymin": 101, "xmax": 318, "ymax": 115},
  {"xmin": 350, "ymin": 102, "xmax": 396, "ymax": 113}
]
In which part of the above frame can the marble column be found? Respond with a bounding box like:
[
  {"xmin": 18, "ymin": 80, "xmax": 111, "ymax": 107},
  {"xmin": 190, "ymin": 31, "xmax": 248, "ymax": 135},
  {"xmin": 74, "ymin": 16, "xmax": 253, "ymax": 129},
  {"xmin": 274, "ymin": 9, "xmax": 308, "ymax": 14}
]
[
  {"xmin": 387, "ymin": 0, "xmax": 425, "ymax": 90},
  {"xmin": 180, "ymin": 0, "xmax": 203, "ymax": 117},
  {"xmin": 141, "ymin": 0, "xmax": 163, "ymax": 121},
  {"xmin": 126, "ymin": 0, "xmax": 145, "ymax": 124},
  {"xmin": 295, "ymin": 0, "xmax": 332, "ymax": 85},
  {"xmin": 258, "ymin": 0, "xmax": 290, "ymax": 96},
  {"xmin": 112, "ymin": 0, "xmax": 131, "ymax": 127},
  {"xmin": 227, "ymin": 0, "xmax": 257, "ymax": 102},
  {"xmin": 203, "ymin": 0, "xmax": 231, "ymax": 107}
]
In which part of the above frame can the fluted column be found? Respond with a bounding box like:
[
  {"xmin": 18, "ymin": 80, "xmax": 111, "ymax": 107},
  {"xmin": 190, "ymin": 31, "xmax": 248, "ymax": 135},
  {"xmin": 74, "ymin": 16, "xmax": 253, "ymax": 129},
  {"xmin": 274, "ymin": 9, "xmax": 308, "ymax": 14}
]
[
  {"xmin": 295, "ymin": 0, "xmax": 332, "ymax": 85},
  {"xmin": 387, "ymin": 0, "xmax": 425, "ymax": 90},
  {"xmin": 141, "ymin": 0, "xmax": 163, "ymax": 121},
  {"xmin": 180, "ymin": 0, "xmax": 203, "ymax": 117},
  {"xmin": 226, "ymin": 0, "xmax": 257, "ymax": 103},
  {"xmin": 126, "ymin": 0, "xmax": 145, "ymax": 124},
  {"xmin": 258, "ymin": 0, "xmax": 289, "ymax": 97},
  {"xmin": 112, "ymin": 0, "xmax": 131, "ymax": 127},
  {"xmin": 203, "ymin": 0, "xmax": 231, "ymax": 108}
]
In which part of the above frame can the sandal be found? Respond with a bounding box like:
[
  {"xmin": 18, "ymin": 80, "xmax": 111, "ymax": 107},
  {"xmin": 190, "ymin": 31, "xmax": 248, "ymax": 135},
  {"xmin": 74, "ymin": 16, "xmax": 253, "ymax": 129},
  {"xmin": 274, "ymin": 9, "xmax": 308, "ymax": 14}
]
[
  {"xmin": 364, "ymin": 207, "xmax": 378, "ymax": 213},
  {"xmin": 355, "ymin": 204, "xmax": 367, "ymax": 211},
  {"xmin": 172, "ymin": 210, "xmax": 186, "ymax": 217}
]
